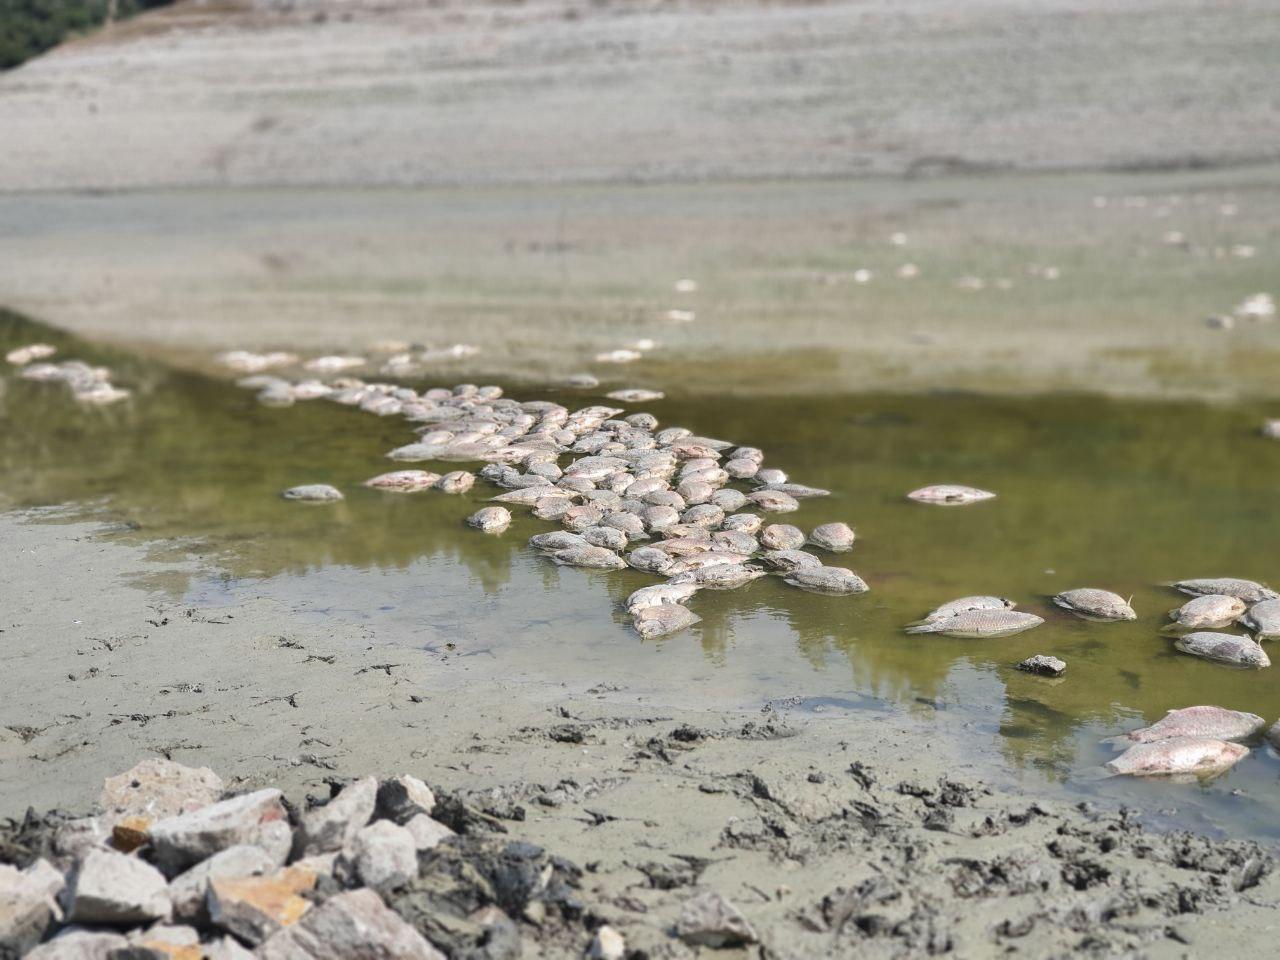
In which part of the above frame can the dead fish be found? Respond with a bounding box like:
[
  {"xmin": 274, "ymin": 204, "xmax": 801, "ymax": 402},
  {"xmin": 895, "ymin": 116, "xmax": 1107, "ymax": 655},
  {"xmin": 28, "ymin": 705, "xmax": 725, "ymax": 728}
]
[
  {"xmin": 601, "ymin": 512, "xmax": 649, "ymax": 541},
  {"xmin": 1105, "ymin": 737, "xmax": 1248, "ymax": 778},
  {"xmin": 1052, "ymin": 588, "xmax": 1136, "ymax": 622},
  {"xmin": 466, "ymin": 507, "xmax": 511, "ymax": 533},
  {"xmin": 1242, "ymin": 598, "xmax": 1280, "ymax": 641},
  {"xmin": 1263, "ymin": 420, "xmax": 1280, "ymax": 441},
  {"xmin": 676, "ymin": 480, "xmax": 714, "ymax": 505},
  {"xmin": 561, "ymin": 504, "xmax": 606, "ymax": 532},
  {"xmin": 627, "ymin": 547, "xmax": 677, "ymax": 575},
  {"xmin": 652, "ymin": 536, "xmax": 716, "ymax": 557},
  {"xmin": 1111, "ymin": 706, "xmax": 1266, "ymax": 744},
  {"xmin": 724, "ymin": 458, "xmax": 759, "ymax": 480},
  {"xmin": 626, "ymin": 582, "xmax": 700, "ymax": 616},
  {"xmin": 755, "ymin": 468, "xmax": 787, "ymax": 485},
  {"xmin": 907, "ymin": 484, "xmax": 996, "ymax": 505},
  {"xmin": 364, "ymin": 470, "xmax": 440, "ymax": 492},
  {"xmin": 533, "ymin": 496, "xmax": 574, "ymax": 521},
  {"xmin": 529, "ymin": 532, "xmax": 586, "ymax": 552},
  {"xmin": 680, "ymin": 504, "xmax": 726, "ymax": 528},
  {"xmin": 722, "ymin": 514, "xmax": 762, "ymax": 534},
  {"xmin": 709, "ymin": 489, "xmax": 748, "ymax": 512},
  {"xmin": 759, "ymin": 483, "xmax": 830, "ymax": 499},
  {"xmin": 760, "ymin": 524, "xmax": 806, "ymax": 551},
  {"xmin": 436, "ymin": 471, "xmax": 475, "ymax": 494},
  {"xmin": 1169, "ymin": 578, "xmax": 1279, "ymax": 603},
  {"xmin": 669, "ymin": 564, "xmax": 767, "ymax": 590},
  {"xmin": 491, "ymin": 487, "xmax": 570, "ymax": 506},
  {"xmin": 747, "ymin": 490, "xmax": 800, "ymax": 513},
  {"xmin": 5, "ymin": 343, "xmax": 56, "ymax": 366},
  {"xmin": 73, "ymin": 383, "xmax": 130, "ymax": 405},
  {"xmin": 606, "ymin": 389, "xmax": 664, "ymax": 402},
  {"xmin": 668, "ymin": 551, "xmax": 753, "ymax": 573},
  {"xmin": 642, "ymin": 505, "xmax": 681, "ymax": 532},
  {"xmin": 582, "ymin": 526, "xmax": 629, "ymax": 551},
  {"xmin": 809, "ymin": 522, "xmax": 855, "ymax": 553},
  {"xmin": 633, "ymin": 604, "xmax": 701, "ymax": 640},
  {"xmin": 1164, "ymin": 595, "xmax": 1247, "ymax": 633},
  {"xmin": 905, "ymin": 610, "xmax": 1043, "ymax": 638},
  {"xmin": 596, "ymin": 349, "xmax": 642, "ymax": 364},
  {"xmin": 782, "ymin": 566, "xmax": 869, "ymax": 596},
  {"xmin": 711, "ymin": 530, "xmax": 759, "ymax": 555},
  {"xmin": 387, "ymin": 442, "xmax": 445, "ymax": 462},
  {"xmin": 304, "ymin": 355, "xmax": 366, "ymax": 373},
  {"xmin": 281, "ymin": 484, "xmax": 344, "ymax": 503},
  {"xmin": 1173, "ymin": 632, "xmax": 1270, "ymax": 668},
  {"xmin": 908, "ymin": 596, "xmax": 1016, "ymax": 626},
  {"xmin": 551, "ymin": 545, "xmax": 627, "ymax": 570},
  {"xmin": 760, "ymin": 550, "xmax": 823, "ymax": 573}
]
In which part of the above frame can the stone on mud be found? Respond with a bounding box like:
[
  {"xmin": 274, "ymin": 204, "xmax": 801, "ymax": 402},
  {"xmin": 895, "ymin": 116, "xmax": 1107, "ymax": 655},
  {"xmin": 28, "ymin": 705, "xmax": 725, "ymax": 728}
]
[
  {"xmin": 99, "ymin": 759, "xmax": 225, "ymax": 831},
  {"xmin": 256, "ymin": 889, "xmax": 445, "ymax": 959},
  {"xmin": 676, "ymin": 891, "xmax": 758, "ymax": 947},
  {"xmin": 148, "ymin": 789, "xmax": 290, "ymax": 875},
  {"xmin": 66, "ymin": 848, "xmax": 171, "ymax": 925},
  {"xmin": 1016, "ymin": 655, "xmax": 1066, "ymax": 677},
  {"xmin": 207, "ymin": 866, "xmax": 316, "ymax": 946},
  {"xmin": 297, "ymin": 778, "xmax": 377, "ymax": 856},
  {"xmin": 588, "ymin": 924, "xmax": 626, "ymax": 960}
]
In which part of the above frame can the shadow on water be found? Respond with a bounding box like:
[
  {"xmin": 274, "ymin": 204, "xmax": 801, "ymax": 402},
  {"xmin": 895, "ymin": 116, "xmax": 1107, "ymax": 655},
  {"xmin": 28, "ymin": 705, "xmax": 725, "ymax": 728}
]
[{"xmin": 4, "ymin": 308, "xmax": 1280, "ymax": 837}]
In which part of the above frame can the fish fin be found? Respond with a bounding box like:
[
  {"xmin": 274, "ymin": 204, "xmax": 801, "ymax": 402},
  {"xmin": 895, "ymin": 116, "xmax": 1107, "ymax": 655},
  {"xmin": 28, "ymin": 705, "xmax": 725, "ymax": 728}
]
[
  {"xmin": 903, "ymin": 617, "xmax": 933, "ymax": 627},
  {"xmin": 903, "ymin": 624, "xmax": 936, "ymax": 635},
  {"xmin": 1158, "ymin": 623, "xmax": 1190, "ymax": 637}
]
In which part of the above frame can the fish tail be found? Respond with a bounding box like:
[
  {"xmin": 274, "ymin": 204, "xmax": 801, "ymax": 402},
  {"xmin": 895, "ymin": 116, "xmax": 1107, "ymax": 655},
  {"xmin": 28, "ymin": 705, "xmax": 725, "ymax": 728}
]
[{"xmin": 903, "ymin": 624, "xmax": 936, "ymax": 635}]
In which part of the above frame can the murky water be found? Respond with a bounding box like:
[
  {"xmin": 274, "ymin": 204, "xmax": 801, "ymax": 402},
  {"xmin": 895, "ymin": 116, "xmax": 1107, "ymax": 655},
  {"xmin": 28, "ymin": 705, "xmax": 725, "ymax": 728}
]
[{"xmin": 4, "ymin": 310, "xmax": 1280, "ymax": 837}]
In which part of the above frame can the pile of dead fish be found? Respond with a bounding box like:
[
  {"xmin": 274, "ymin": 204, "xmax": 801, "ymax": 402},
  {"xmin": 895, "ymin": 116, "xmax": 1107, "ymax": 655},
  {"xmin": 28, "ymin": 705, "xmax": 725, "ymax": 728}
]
[
  {"xmin": 0, "ymin": 758, "xmax": 637, "ymax": 959},
  {"xmin": 5, "ymin": 344, "xmax": 129, "ymax": 406},
  {"xmin": 254, "ymin": 377, "xmax": 866, "ymax": 640},
  {"xmin": 1103, "ymin": 705, "xmax": 1278, "ymax": 780}
]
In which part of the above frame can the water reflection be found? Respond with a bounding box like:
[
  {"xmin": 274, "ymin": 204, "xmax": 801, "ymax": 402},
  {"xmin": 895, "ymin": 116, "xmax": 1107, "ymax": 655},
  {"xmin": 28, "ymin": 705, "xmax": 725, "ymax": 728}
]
[{"xmin": 3, "ymin": 309, "xmax": 1280, "ymax": 834}]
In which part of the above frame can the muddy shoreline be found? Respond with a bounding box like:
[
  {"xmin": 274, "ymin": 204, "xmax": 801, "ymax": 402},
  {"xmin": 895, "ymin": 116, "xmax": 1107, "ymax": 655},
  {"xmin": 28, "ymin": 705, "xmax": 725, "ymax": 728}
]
[{"xmin": 3, "ymin": 511, "xmax": 1279, "ymax": 956}]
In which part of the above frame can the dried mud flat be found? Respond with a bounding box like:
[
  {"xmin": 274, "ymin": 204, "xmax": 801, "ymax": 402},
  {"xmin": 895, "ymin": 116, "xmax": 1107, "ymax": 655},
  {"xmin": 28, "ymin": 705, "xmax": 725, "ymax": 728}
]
[{"xmin": 3, "ymin": 514, "xmax": 1279, "ymax": 957}]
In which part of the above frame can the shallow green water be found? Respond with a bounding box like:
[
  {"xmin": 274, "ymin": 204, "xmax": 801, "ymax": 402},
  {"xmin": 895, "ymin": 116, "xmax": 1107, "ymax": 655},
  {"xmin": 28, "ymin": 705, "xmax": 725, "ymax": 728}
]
[{"xmin": 4, "ymin": 311, "xmax": 1280, "ymax": 837}]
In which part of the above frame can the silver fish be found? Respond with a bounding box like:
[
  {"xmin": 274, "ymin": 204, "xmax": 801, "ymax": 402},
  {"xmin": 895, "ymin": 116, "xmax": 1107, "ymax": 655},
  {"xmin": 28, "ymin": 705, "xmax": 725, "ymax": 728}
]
[
  {"xmin": 809, "ymin": 522, "xmax": 855, "ymax": 553},
  {"xmin": 582, "ymin": 526, "xmax": 629, "ymax": 552},
  {"xmin": 550, "ymin": 546, "xmax": 627, "ymax": 571},
  {"xmin": 1165, "ymin": 595, "xmax": 1247, "ymax": 632},
  {"xmin": 626, "ymin": 582, "xmax": 700, "ymax": 616},
  {"xmin": 747, "ymin": 490, "xmax": 800, "ymax": 513},
  {"xmin": 760, "ymin": 550, "xmax": 823, "ymax": 573},
  {"xmin": 281, "ymin": 484, "xmax": 343, "ymax": 503},
  {"xmin": 759, "ymin": 483, "xmax": 830, "ymax": 499},
  {"xmin": 906, "ymin": 610, "xmax": 1043, "ymax": 638},
  {"xmin": 1242, "ymin": 599, "xmax": 1280, "ymax": 641},
  {"xmin": 782, "ymin": 566, "xmax": 869, "ymax": 596},
  {"xmin": 1112, "ymin": 706, "xmax": 1266, "ymax": 744},
  {"xmin": 907, "ymin": 484, "xmax": 996, "ymax": 505},
  {"xmin": 633, "ymin": 604, "xmax": 701, "ymax": 640},
  {"xmin": 669, "ymin": 564, "xmax": 767, "ymax": 590},
  {"xmin": 529, "ymin": 532, "xmax": 586, "ymax": 552},
  {"xmin": 627, "ymin": 547, "xmax": 677, "ymax": 575},
  {"xmin": 1169, "ymin": 578, "xmax": 1279, "ymax": 603},
  {"xmin": 1052, "ymin": 588, "xmax": 1136, "ymax": 622},
  {"xmin": 909, "ymin": 596, "xmax": 1016, "ymax": 626},
  {"xmin": 1173, "ymin": 632, "xmax": 1270, "ymax": 668},
  {"xmin": 436, "ymin": 471, "xmax": 475, "ymax": 494},
  {"xmin": 1105, "ymin": 737, "xmax": 1248, "ymax": 778},
  {"xmin": 466, "ymin": 507, "xmax": 511, "ymax": 533},
  {"xmin": 366, "ymin": 470, "xmax": 440, "ymax": 492},
  {"xmin": 722, "ymin": 514, "xmax": 762, "ymax": 534},
  {"xmin": 760, "ymin": 524, "xmax": 806, "ymax": 551}
]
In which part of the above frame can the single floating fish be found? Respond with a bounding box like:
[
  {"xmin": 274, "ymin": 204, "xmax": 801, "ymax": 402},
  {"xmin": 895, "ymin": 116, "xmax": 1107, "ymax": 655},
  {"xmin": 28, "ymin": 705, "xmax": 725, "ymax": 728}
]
[
  {"xmin": 281, "ymin": 484, "xmax": 343, "ymax": 503},
  {"xmin": 1111, "ymin": 706, "xmax": 1266, "ymax": 744},
  {"xmin": 908, "ymin": 596, "xmax": 1016, "ymax": 627},
  {"xmin": 906, "ymin": 610, "xmax": 1043, "ymax": 638},
  {"xmin": 1164, "ymin": 595, "xmax": 1247, "ymax": 633},
  {"xmin": 1052, "ymin": 588, "xmax": 1136, "ymax": 622},
  {"xmin": 364, "ymin": 470, "xmax": 439, "ymax": 493},
  {"xmin": 1168, "ymin": 578, "xmax": 1279, "ymax": 604},
  {"xmin": 633, "ymin": 604, "xmax": 701, "ymax": 640},
  {"xmin": 466, "ymin": 507, "xmax": 511, "ymax": 534},
  {"xmin": 626, "ymin": 582, "xmax": 700, "ymax": 616},
  {"xmin": 1173, "ymin": 632, "xmax": 1270, "ymax": 668},
  {"xmin": 907, "ymin": 484, "xmax": 996, "ymax": 505},
  {"xmin": 809, "ymin": 523, "xmax": 855, "ymax": 553},
  {"xmin": 781, "ymin": 567, "xmax": 869, "ymax": 596},
  {"xmin": 1105, "ymin": 737, "xmax": 1248, "ymax": 778}
]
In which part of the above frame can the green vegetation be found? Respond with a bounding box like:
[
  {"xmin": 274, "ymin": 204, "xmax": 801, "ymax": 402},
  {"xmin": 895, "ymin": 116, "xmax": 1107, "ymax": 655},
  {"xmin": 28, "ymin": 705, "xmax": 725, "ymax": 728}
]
[{"xmin": 0, "ymin": 0, "xmax": 172, "ymax": 70}]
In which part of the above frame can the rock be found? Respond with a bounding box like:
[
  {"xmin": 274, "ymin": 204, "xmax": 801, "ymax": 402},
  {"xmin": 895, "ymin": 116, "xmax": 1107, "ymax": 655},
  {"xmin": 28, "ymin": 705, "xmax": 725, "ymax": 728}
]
[
  {"xmin": 117, "ymin": 923, "xmax": 202, "ymax": 960},
  {"xmin": 403, "ymin": 814, "xmax": 454, "ymax": 852},
  {"xmin": 1016, "ymin": 655, "xmax": 1067, "ymax": 677},
  {"xmin": 66, "ymin": 848, "xmax": 170, "ymax": 925},
  {"xmin": 111, "ymin": 817, "xmax": 153, "ymax": 855},
  {"xmin": 148, "ymin": 789, "xmax": 290, "ymax": 875},
  {"xmin": 207, "ymin": 866, "xmax": 316, "ymax": 946},
  {"xmin": 588, "ymin": 924, "xmax": 626, "ymax": 960},
  {"xmin": 346, "ymin": 822, "xmax": 417, "ymax": 893},
  {"xmin": 25, "ymin": 928, "xmax": 129, "ymax": 959},
  {"xmin": 167, "ymin": 844, "xmax": 278, "ymax": 923},
  {"xmin": 99, "ymin": 760, "xmax": 224, "ymax": 833},
  {"xmin": 297, "ymin": 778, "xmax": 377, "ymax": 856},
  {"xmin": 53, "ymin": 818, "xmax": 109, "ymax": 865},
  {"xmin": 675, "ymin": 891, "xmax": 758, "ymax": 948},
  {"xmin": 0, "ymin": 858, "xmax": 65, "ymax": 957},
  {"xmin": 203, "ymin": 936, "xmax": 256, "ymax": 960},
  {"xmin": 257, "ymin": 889, "xmax": 445, "ymax": 959},
  {"xmin": 376, "ymin": 776, "xmax": 436, "ymax": 824}
]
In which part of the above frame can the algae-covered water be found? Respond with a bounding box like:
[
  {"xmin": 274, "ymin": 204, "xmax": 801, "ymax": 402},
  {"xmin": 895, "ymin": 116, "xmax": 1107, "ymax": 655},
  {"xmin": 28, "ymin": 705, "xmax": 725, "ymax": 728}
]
[{"xmin": 3, "ymin": 310, "xmax": 1280, "ymax": 837}]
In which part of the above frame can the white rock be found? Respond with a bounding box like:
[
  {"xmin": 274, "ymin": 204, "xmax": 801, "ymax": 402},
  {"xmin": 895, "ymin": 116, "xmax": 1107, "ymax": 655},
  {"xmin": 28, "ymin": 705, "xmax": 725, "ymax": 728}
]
[
  {"xmin": 168, "ymin": 844, "xmax": 278, "ymax": 922},
  {"xmin": 403, "ymin": 814, "xmax": 455, "ymax": 852},
  {"xmin": 347, "ymin": 821, "xmax": 417, "ymax": 892},
  {"xmin": 676, "ymin": 891, "xmax": 758, "ymax": 948},
  {"xmin": 24, "ymin": 927, "xmax": 129, "ymax": 959},
  {"xmin": 148, "ymin": 788, "xmax": 290, "ymax": 875},
  {"xmin": 588, "ymin": 924, "xmax": 626, "ymax": 960},
  {"xmin": 99, "ymin": 759, "xmax": 224, "ymax": 829},
  {"xmin": 256, "ymin": 889, "xmax": 445, "ymax": 959},
  {"xmin": 66, "ymin": 849, "xmax": 170, "ymax": 925},
  {"xmin": 0, "ymin": 859, "xmax": 66, "ymax": 956},
  {"xmin": 297, "ymin": 777, "xmax": 377, "ymax": 856}
]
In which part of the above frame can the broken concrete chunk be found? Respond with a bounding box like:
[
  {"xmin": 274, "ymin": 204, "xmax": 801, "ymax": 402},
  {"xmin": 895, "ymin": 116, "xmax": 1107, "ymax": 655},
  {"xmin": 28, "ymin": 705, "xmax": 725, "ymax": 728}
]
[
  {"xmin": 402, "ymin": 814, "xmax": 454, "ymax": 852},
  {"xmin": 116, "ymin": 922, "xmax": 202, "ymax": 960},
  {"xmin": 168, "ymin": 844, "xmax": 278, "ymax": 923},
  {"xmin": 66, "ymin": 849, "xmax": 170, "ymax": 926},
  {"xmin": 0, "ymin": 858, "xmax": 66, "ymax": 957},
  {"xmin": 256, "ymin": 889, "xmax": 445, "ymax": 960},
  {"xmin": 588, "ymin": 924, "xmax": 626, "ymax": 960},
  {"xmin": 297, "ymin": 778, "xmax": 377, "ymax": 856},
  {"xmin": 347, "ymin": 821, "xmax": 417, "ymax": 893},
  {"xmin": 675, "ymin": 891, "xmax": 758, "ymax": 948},
  {"xmin": 99, "ymin": 760, "xmax": 224, "ymax": 831},
  {"xmin": 206, "ymin": 865, "xmax": 316, "ymax": 946},
  {"xmin": 375, "ymin": 776, "xmax": 436, "ymax": 824},
  {"xmin": 25, "ymin": 927, "xmax": 130, "ymax": 959},
  {"xmin": 202, "ymin": 935, "xmax": 256, "ymax": 960},
  {"xmin": 148, "ymin": 789, "xmax": 289, "ymax": 875},
  {"xmin": 1016, "ymin": 655, "xmax": 1067, "ymax": 677}
]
